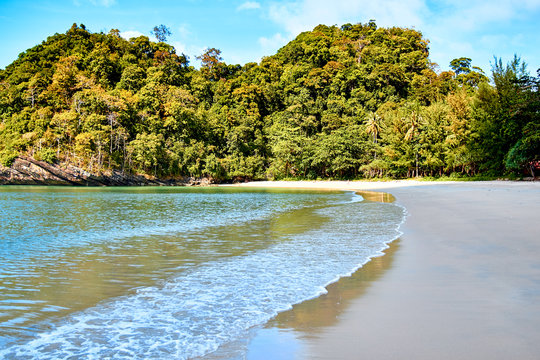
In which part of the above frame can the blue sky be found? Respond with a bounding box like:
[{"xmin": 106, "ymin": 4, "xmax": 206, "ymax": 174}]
[{"xmin": 1, "ymin": 0, "xmax": 539, "ymax": 75}]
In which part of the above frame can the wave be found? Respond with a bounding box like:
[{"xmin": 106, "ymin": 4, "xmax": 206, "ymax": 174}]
[{"xmin": 0, "ymin": 190, "xmax": 405, "ymax": 359}]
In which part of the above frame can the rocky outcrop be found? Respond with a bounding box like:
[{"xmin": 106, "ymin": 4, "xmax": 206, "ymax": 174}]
[{"xmin": 0, "ymin": 157, "xmax": 214, "ymax": 186}]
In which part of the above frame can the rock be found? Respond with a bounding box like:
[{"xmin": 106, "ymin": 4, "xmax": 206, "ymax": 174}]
[{"xmin": 0, "ymin": 157, "xmax": 215, "ymax": 186}]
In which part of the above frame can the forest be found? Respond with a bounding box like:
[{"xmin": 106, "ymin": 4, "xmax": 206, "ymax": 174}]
[{"xmin": 0, "ymin": 22, "xmax": 538, "ymax": 181}]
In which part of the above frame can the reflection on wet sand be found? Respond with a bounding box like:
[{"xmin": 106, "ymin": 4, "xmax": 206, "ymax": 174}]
[
  {"xmin": 266, "ymin": 191, "xmax": 398, "ymax": 334},
  {"xmin": 267, "ymin": 238, "xmax": 400, "ymax": 335},
  {"xmin": 356, "ymin": 190, "xmax": 395, "ymax": 203}
]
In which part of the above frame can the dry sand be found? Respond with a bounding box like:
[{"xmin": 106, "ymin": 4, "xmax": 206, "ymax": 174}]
[{"xmin": 227, "ymin": 180, "xmax": 540, "ymax": 360}]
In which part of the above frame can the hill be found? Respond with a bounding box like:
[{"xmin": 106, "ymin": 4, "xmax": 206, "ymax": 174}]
[{"xmin": 0, "ymin": 22, "xmax": 538, "ymax": 182}]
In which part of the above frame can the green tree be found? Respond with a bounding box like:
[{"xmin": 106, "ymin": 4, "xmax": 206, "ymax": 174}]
[
  {"xmin": 450, "ymin": 57, "xmax": 472, "ymax": 75},
  {"xmin": 128, "ymin": 132, "xmax": 164, "ymax": 175}
]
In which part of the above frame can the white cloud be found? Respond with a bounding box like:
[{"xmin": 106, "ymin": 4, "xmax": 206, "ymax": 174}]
[
  {"xmin": 420, "ymin": 0, "xmax": 540, "ymax": 70},
  {"xmin": 237, "ymin": 1, "xmax": 261, "ymax": 11},
  {"xmin": 171, "ymin": 41, "xmax": 186, "ymax": 55},
  {"xmin": 120, "ymin": 30, "xmax": 145, "ymax": 40},
  {"xmin": 259, "ymin": 33, "xmax": 289, "ymax": 53},
  {"xmin": 171, "ymin": 41, "xmax": 206, "ymax": 63}
]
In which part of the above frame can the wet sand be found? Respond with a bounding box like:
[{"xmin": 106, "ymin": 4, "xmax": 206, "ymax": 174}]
[{"xmin": 230, "ymin": 181, "xmax": 540, "ymax": 360}]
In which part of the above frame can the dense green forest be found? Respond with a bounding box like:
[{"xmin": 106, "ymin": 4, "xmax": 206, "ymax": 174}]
[{"xmin": 1, "ymin": 22, "xmax": 538, "ymax": 180}]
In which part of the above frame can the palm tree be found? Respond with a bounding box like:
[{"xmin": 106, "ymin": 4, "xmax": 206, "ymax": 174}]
[
  {"xmin": 404, "ymin": 110, "xmax": 423, "ymax": 177},
  {"xmin": 365, "ymin": 112, "xmax": 382, "ymax": 143},
  {"xmin": 365, "ymin": 112, "xmax": 383, "ymax": 160}
]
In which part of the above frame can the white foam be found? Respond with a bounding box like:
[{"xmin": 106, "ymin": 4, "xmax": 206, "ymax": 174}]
[{"xmin": 1, "ymin": 193, "xmax": 405, "ymax": 360}]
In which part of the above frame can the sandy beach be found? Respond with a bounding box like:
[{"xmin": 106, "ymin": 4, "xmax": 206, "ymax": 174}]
[{"xmin": 227, "ymin": 180, "xmax": 540, "ymax": 359}]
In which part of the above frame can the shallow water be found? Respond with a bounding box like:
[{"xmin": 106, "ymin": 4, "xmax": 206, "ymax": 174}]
[{"xmin": 0, "ymin": 186, "xmax": 404, "ymax": 359}]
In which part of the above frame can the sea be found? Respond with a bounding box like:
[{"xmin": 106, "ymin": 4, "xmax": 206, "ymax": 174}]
[{"xmin": 0, "ymin": 186, "xmax": 405, "ymax": 359}]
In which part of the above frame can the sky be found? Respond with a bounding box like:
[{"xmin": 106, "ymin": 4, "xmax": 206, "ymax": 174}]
[{"xmin": 0, "ymin": 0, "xmax": 539, "ymax": 75}]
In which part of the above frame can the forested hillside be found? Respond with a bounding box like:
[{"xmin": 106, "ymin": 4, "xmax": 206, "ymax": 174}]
[{"xmin": 1, "ymin": 22, "xmax": 538, "ymax": 181}]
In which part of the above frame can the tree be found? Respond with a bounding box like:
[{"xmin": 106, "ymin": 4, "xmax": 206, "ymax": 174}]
[
  {"xmin": 503, "ymin": 68, "xmax": 540, "ymax": 176},
  {"xmin": 471, "ymin": 56, "xmax": 532, "ymax": 173},
  {"xmin": 48, "ymin": 55, "xmax": 81, "ymax": 107},
  {"xmin": 365, "ymin": 112, "xmax": 382, "ymax": 144},
  {"xmin": 450, "ymin": 57, "xmax": 488, "ymax": 88},
  {"xmin": 505, "ymin": 123, "xmax": 540, "ymax": 177},
  {"xmin": 196, "ymin": 48, "xmax": 224, "ymax": 80},
  {"xmin": 268, "ymin": 120, "xmax": 306, "ymax": 178},
  {"xmin": 450, "ymin": 57, "xmax": 472, "ymax": 75},
  {"xmin": 365, "ymin": 112, "xmax": 383, "ymax": 161},
  {"xmin": 197, "ymin": 48, "xmax": 222, "ymax": 68},
  {"xmin": 403, "ymin": 107, "xmax": 424, "ymax": 177},
  {"xmin": 128, "ymin": 132, "xmax": 164, "ymax": 175},
  {"xmin": 152, "ymin": 25, "xmax": 172, "ymax": 42},
  {"xmin": 444, "ymin": 89, "xmax": 473, "ymax": 174},
  {"xmin": 117, "ymin": 65, "xmax": 146, "ymax": 91},
  {"xmin": 1, "ymin": 22, "xmax": 536, "ymax": 182}
]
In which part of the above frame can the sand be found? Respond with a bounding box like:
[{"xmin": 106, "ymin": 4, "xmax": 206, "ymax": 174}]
[{"xmin": 226, "ymin": 180, "xmax": 540, "ymax": 360}]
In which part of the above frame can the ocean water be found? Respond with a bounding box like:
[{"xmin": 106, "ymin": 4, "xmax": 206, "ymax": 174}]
[{"xmin": 0, "ymin": 186, "xmax": 404, "ymax": 359}]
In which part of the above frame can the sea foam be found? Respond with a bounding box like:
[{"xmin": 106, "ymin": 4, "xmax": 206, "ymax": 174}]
[{"xmin": 0, "ymin": 190, "xmax": 404, "ymax": 359}]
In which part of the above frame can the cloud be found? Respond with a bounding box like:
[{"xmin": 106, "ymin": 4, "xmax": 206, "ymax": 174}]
[
  {"xmin": 237, "ymin": 1, "xmax": 261, "ymax": 11},
  {"xmin": 171, "ymin": 41, "xmax": 206, "ymax": 62},
  {"xmin": 420, "ymin": 0, "xmax": 540, "ymax": 70},
  {"xmin": 120, "ymin": 30, "xmax": 145, "ymax": 40},
  {"xmin": 259, "ymin": 33, "xmax": 289, "ymax": 53},
  {"xmin": 171, "ymin": 41, "xmax": 187, "ymax": 55}
]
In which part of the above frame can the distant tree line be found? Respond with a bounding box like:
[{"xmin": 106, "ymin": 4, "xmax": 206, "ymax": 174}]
[{"xmin": 0, "ymin": 22, "xmax": 538, "ymax": 180}]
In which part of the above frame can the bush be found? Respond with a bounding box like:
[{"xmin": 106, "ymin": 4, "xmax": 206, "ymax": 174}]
[
  {"xmin": 0, "ymin": 150, "xmax": 18, "ymax": 167},
  {"xmin": 34, "ymin": 148, "xmax": 58, "ymax": 163}
]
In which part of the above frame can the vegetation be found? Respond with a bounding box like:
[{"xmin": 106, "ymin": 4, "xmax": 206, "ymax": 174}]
[{"xmin": 1, "ymin": 22, "xmax": 538, "ymax": 181}]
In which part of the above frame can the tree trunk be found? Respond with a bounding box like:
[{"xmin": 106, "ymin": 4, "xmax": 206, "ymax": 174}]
[{"xmin": 415, "ymin": 151, "xmax": 419, "ymax": 177}]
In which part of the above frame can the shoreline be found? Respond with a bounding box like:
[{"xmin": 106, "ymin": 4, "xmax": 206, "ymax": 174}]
[
  {"xmin": 225, "ymin": 180, "xmax": 540, "ymax": 359},
  {"xmin": 2, "ymin": 157, "xmax": 535, "ymax": 187},
  {"xmin": 0, "ymin": 157, "xmax": 214, "ymax": 186}
]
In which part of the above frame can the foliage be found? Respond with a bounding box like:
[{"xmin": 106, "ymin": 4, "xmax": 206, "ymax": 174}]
[
  {"xmin": 0, "ymin": 149, "xmax": 19, "ymax": 167},
  {"xmin": 34, "ymin": 148, "xmax": 58, "ymax": 163},
  {"xmin": 152, "ymin": 25, "xmax": 172, "ymax": 42},
  {"xmin": 0, "ymin": 23, "xmax": 537, "ymax": 180}
]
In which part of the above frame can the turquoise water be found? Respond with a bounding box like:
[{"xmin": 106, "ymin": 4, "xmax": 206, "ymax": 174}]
[{"xmin": 0, "ymin": 186, "xmax": 404, "ymax": 359}]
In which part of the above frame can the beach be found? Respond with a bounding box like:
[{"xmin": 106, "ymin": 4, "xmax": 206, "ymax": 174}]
[{"xmin": 229, "ymin": 180, "xmax": 540, "ymax": 359}]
